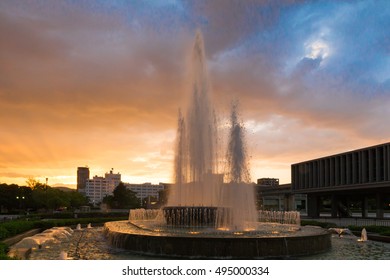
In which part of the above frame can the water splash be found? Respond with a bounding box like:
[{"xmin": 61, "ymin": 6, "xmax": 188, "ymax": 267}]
[
  {"xmin": 166, "ymin": 31, "xmax": 257, "ymax": 230},
  {"xmin": 225, "ymin": 102, "xmax": 251, "ymax": 184},
  {"xmin": 216, "ymin": 102, "xmax": 257, "ymax": 229},
  {"xmin": 358, "ymin": 228, "xmax": 368, "ymax": 242},
  {"xmin": 168, "ymin": 30, "xmax": 220, "ymax": 207}
]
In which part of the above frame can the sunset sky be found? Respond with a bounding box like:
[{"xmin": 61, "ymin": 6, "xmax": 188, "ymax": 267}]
[{"xmin": 1, "ymin": 0, "xmax": 389, "ymax": 188}]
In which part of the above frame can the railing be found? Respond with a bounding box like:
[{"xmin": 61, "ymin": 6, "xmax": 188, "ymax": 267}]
[{"xmin": 303, "ymin": 217, "xmax": 390, "ymax": 227}]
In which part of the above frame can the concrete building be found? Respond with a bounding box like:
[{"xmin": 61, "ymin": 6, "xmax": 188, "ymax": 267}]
[
  {"xmin": 256, "ymin": 182, "xmax": 307, "ymax": 213},
  {"xmin": 125, "ymin": 182, "xmax": 165, "ymax": 206},
  {"xmin": 77, "ymin": 167, "xmax": 90, "ymax": 194},
  {"xmin": 257, "ymin": 178, "xmax": 279, "ymax": 187},
  {"xmin": 292, "ymin": 142, "xmax": 390, "ymax": 218},
  {"xmin": 84, "ymin": 169, "xmax": 121, "ymax": 206}
]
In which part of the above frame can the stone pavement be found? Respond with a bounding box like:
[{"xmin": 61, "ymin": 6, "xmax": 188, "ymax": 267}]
[{"xmin": 28, "ymin": 227, "xmax": 125, "ymax": 260}]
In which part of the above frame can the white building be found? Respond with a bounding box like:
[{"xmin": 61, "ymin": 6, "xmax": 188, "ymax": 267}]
[
  {"xmin": 125, "ymin": 182, "xmax": 165, "ymax": 202},
  {"xmin": 85, "ymin": 169, "xmax": 121, "ymax": 205}
]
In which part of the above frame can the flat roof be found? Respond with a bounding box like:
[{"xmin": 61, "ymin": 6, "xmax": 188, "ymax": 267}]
[{"xmin": 291, "ymin": 142, "xmax": 390, "ymax": 166}]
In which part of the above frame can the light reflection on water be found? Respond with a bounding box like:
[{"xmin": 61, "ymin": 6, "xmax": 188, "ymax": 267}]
[
  {"xmin": 298, "ymin": 235, "xmax": 390, "ymax": 260},
  {"xmin": 28, "ymin": 227, "xmax": 390, "ymax": 260}
]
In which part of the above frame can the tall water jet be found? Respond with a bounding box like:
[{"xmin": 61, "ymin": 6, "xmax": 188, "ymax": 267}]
[
  {"xmin": 167, "ymin": 31, "xmax": 221, "ymax": 208},
  {"xmin": 164, "ymin": 31, "xmax": 257, "ymax": 230},
  {"xmin": 217, "ymin": 102, "xmax": 257, "ymax": 229}
]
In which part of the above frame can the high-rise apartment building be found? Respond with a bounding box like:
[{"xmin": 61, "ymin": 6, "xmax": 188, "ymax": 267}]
[
  {"xmin": 84, "ymin": 169, "xmax": 121, "ymax": 205},
  {"xmin": 77, "ymin": 166, "xmax": 90, "ymax": 194}
]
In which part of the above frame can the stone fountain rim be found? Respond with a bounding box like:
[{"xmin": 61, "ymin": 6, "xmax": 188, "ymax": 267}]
[
  {"xmin": 104, "ymin": 220, "xmax": 329, "ymax": 239},
  {"xmin": 104, "ymin": 221, "xmax": 332, "ymax": 259}
]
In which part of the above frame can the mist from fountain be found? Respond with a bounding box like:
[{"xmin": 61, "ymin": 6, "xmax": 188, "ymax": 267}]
[{"xmin": 166, "ymin": 31, "xmax": 257, "ymax": 230}]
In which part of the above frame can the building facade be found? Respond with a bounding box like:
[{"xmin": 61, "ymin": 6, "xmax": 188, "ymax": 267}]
[
  {"xmin": 77, "ymin": 167, "xmax": 90, "ymax": 194},
  {"xmin": 84, "ymin": 169, "xmax": 121, "ymax": 206},
  {"xmin": 125, "ymin": 182, "xmax": 165, "ymax": 205},
  {"xmin": 256, "ymin": 182, "xmax": 307, "ymax": 213},
  {"xmin": 292, "ymin": 142, "xmax": 390, "ymax": 218},
  {"xmin": 257, "ymin": 178, "xmax": 280, "ymax": 187}
]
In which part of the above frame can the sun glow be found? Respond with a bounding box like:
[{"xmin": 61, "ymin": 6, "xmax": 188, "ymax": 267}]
[{"xmin": 305, "ymin": 39, "xmax": 330, "ymax": 60}]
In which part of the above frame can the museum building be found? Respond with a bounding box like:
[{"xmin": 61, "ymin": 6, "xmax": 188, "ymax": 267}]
[{"xmin": 291, "ymin": 142, "xmax": 390, "ymax": 218}]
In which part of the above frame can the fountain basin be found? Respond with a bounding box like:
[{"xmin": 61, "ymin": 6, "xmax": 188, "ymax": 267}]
[
  {"xmin": 163, "ymin": 206, "xmax": 229, "ymax": 227},
  {"xmin": 104, "ymin": 221, "xmax": 331, "ymax": 259}
]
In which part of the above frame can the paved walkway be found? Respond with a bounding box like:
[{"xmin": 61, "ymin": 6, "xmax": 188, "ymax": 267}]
[{"xmin": 14, "ymin": 227, "xmax": 124, "ymax": 260}]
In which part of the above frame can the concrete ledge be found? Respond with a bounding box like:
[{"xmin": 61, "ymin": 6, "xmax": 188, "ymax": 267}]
[
  {"xmin": 104, "ymin": 222, "xmax": 332, "ymax": 259},
  {"xmin": 366, "ymin": 233, "xmax": 390, "ymax": 243},
  {"xmin": 2, "ymin": 229, "xmax": 41, "ymax": 246}
]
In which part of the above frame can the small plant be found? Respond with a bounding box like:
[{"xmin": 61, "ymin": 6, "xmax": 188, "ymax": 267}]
[{"xmin": 0, "ymin": 242, "xmax": 11, "ymax": 260}]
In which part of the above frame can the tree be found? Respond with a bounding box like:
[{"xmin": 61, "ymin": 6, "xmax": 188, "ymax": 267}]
[
  {"xmin": 0, "ymin": 182, "xmax": 88, "ymax": 212},
  {"xmin": 103, "ymin": 182, "xmax": 140, "ymax": 209},
  {"xmin": 68, "ymin": 191, "xmax": 89, "ymax": 208},
  {"xmin": 0, "ymin": 184, "xmax": 32, "ymax": 212},
  {"xmin": 26, "ymin": 178, "xmax": 47, "ymax": 190}
]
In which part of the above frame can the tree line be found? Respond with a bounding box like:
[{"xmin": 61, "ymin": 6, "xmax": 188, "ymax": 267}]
[
  {"xmin": 0, "ymin": 180, "xmax": 146, "ymax": 214},
  {"xmin": 0, "ymin": 179, "xmax": 88, "ymax": 213},
  {"xmin": 102, "ymin": 182, "xmax": 141, "ymax": 209}
]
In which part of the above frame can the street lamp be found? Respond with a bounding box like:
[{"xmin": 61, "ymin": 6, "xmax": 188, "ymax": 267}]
[{"xmin": 16, "ymin": 195, "xmax": 25, "ymax": 210}]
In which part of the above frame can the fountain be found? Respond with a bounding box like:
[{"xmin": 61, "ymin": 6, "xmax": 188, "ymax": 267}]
[
  {"xmin": 358, "ymin": 228, "xmax": 368, "ymax": 242},
  {"xmin": 104, "ymin": 31, "xmax": 331, "ymax": 259}
]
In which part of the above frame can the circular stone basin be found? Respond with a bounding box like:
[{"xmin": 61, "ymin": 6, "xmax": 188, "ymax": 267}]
[{"xmin": 104, "ymin": 221, "xmax": 331, "ymax": 259}]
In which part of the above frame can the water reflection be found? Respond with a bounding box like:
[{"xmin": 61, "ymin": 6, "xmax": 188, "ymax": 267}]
[
  {"xmin": 299, "ymin": 235, "xmax": 390, "ymax": 260},
  {"xmin": 27, "ymin": 227, "xmax": 390, "ymax": 260}
]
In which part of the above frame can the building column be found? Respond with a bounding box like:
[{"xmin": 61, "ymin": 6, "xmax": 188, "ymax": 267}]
[
  {"xmin": 325, "ymin": 159, "xmax": 329, "ymax": 187},
  {"xmin": 311, "ymin": 162, "xmax": 315, "ymax": 188},
  {"xmin": 362, "ymin": 151, "xmax": 366, "ymax": 182},
  {"xmin": 346, "ymin": 154, "xmax": 352, "ymax": 184},
  {"xmin": 368, "ymin": 149, "xmax": 373, "ymax": 182},
  {"xmin": 307, "ymin": 194, "xmax": 320, "ymax": 218},
  {"xmin": 386, "ymin": 145, "xmax": 390, "ymax": 181},
  {"xmin": 376, "ymin": 193, "xmax": 384, "ymax": 219},
  {"xmin": 330, "ymin": 158, "xmax": 335, "ymax": 186},
  {"xmin": 376, "ymin": 147, "xmax": 381, "ymax": 181},
  {"xmin": 384, "ymin": 146, "xmax": 388, "ymax": 181},
  {"xmin": 335, "ymin": 157, "xmax": 340, "ymax": 186},
  {"xmin": 352, "ymin": 153, "xmax": 357, "ymax": 184},
  {"xmin": 362, "ymin": 196, "xmax": 369, "ymax": 218},
  {"xmin": 359, "ymin": 151, "xmax": 362, "ymax": 183},
  {"xmin": 331, "ymin": 195, "xmax": 339, "ymax": 218},
  {"xmin": 285, "ymin": 194, "xmax": 294, "ymax": 211},
  {"xmin": 292, "ymin": 165, "xmax": 297, "ymax": 190}
]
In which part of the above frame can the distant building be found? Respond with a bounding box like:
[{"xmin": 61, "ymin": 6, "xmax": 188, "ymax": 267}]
[
  {"xmin": 77, "ymin": 167, "xmax": 90, "ymax": 194},
  {"xmin": 125, "ymin": 182, "xmax": 165, "ymax": 206},
  {"xmin": 257, "ymin": 178, "xmax": 279, "ymax": 187},
  {"xmin": 256, "ymin": 179, "xmax": 307, "ymax": 213},
  {"xmin": 84, "ymin": 169, "xmax": 121, "ymax": 206}
]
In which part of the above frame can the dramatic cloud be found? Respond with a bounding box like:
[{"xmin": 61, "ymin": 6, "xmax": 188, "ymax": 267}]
[{"xmin": 0, "ymin": 0, "xmax": 389, "ymax": 186}]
